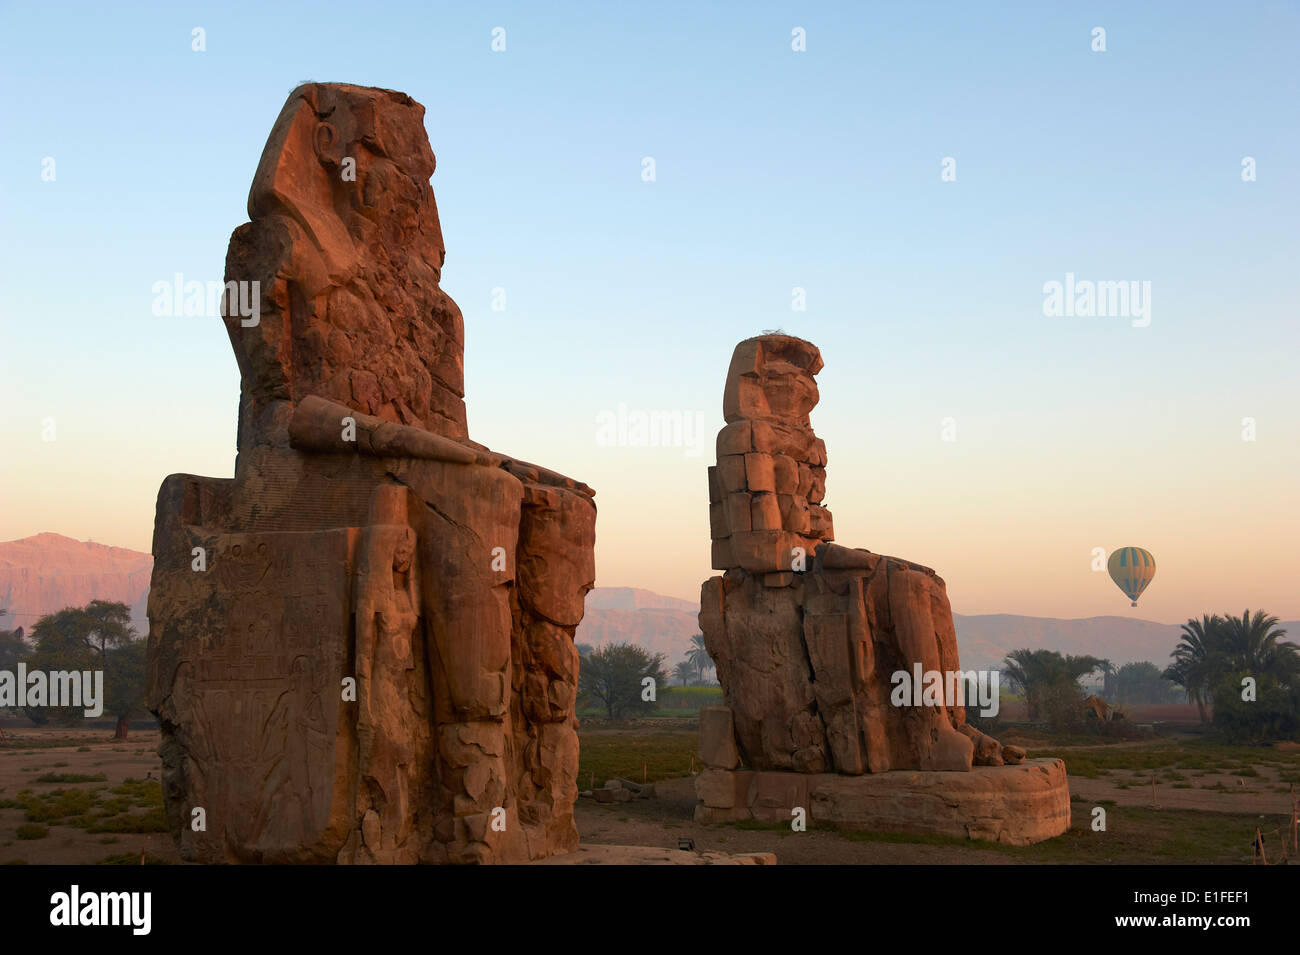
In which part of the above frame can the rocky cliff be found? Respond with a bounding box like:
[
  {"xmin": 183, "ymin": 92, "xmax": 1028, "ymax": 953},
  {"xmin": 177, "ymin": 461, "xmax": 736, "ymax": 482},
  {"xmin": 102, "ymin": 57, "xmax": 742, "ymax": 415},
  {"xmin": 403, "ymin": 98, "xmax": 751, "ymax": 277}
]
[{"xmin": 0, "ymin": 533, "xmax": 151, "ymax": 633}]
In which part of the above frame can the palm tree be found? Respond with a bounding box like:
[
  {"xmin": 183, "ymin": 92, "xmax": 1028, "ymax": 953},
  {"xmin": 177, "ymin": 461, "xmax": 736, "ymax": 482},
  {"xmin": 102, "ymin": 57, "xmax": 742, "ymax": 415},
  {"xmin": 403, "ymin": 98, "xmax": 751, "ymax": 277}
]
[
  {"xmin": 672, "ymin": 661, "xmax": 695, "ymax": 686},
  {"xmin": 1164, "ymin": 614, "xmax": 1223, "ymax": 723},
  {"xmin": 1218, "ymin": 609, "xmax": 1299, "ymax": 683},
  {"xmin": 1161, "ymin": 609, "xmax": 1298, "ymax": 733},
  {"xmin": 686, "ymin": 634, "xmax": 713, "ymax": 682},
  {"xmin": 1002, "ymin": 649, "xmax": 1100, "ymax": 722},
  {"xmin": 1065, "ymin": 654, "xmax": 1105, "ymax": 682}
]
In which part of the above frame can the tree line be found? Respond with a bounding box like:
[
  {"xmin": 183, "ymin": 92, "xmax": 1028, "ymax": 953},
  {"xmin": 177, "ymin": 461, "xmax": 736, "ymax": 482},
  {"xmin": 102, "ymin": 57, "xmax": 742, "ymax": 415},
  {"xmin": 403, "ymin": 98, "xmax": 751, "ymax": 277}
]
[
  {"xmin": 1163, "ymin": 610, "xmax": 1299, "ymax": 739},
  {"xmin": 575, "ymin": 634, "xmax": 718, "ymax": 720},
  {"xmin": 0, "ymin": 601, "xmax": 146, "ymax": 739},
  {"xmin": 9, "ymin": 604, "xmax": 1291, "ymax": 742},
  {"xmin": 1002, "ymin": 609, "xmax": 1299, "ymax": 741}
]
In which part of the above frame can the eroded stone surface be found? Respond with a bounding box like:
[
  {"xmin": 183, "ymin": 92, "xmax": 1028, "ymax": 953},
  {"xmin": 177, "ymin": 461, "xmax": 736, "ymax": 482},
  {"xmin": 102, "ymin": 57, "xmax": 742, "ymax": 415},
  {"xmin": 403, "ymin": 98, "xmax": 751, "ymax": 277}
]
[
  {"xmin": 228, "ymin": 84, "xmax": 466, "ymax": 443},
  {"xmin": 697, "ymin": 335, "xmax": 1069, "ymax": 844},
  {"xmin": 147, "ymin": 83, "xmax": 595, "ymax": 865},
  {"xmin": 698, "ymin": 706, "xmax": 739, "ymax": 770},
  {"xmin": 702, "ymin": 335, "xmax": 985, "ymax": 775}
]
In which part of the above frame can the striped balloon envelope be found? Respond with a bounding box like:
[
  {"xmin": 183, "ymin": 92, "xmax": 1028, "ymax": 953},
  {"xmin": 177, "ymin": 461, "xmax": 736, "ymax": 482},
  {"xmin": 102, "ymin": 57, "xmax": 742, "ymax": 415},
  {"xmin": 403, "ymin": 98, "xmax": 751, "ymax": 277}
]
[{"xmin": 1107, "ymin": 547, "xmax": 1156, "ymax": 607}]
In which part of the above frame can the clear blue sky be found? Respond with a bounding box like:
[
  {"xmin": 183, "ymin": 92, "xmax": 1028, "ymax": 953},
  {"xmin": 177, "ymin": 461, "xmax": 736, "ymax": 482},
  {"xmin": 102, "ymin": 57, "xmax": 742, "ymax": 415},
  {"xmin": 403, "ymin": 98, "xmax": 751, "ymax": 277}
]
[{"xmin": 1, "ymin": 1, "xmax": 1296, "ymax": 619}]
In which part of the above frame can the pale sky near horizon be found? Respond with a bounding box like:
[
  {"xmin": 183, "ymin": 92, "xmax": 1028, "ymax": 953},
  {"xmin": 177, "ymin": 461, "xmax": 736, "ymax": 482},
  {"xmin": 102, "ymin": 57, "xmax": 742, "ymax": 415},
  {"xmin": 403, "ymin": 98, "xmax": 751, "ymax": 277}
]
[{"xmin": 1, "ymin": 2, "xmax": 1296, "ymax": 623}]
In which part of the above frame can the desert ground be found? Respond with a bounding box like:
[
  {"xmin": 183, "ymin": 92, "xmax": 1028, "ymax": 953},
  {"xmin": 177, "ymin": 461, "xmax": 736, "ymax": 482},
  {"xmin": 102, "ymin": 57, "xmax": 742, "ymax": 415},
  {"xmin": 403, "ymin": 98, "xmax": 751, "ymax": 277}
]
[
  {"xmin": 0, "ymin": 724, "xmax": 177, "ymax": 864},
  {"xmin": 2, "ymin": 711, "xmax": 1295, "ymax": 865}
]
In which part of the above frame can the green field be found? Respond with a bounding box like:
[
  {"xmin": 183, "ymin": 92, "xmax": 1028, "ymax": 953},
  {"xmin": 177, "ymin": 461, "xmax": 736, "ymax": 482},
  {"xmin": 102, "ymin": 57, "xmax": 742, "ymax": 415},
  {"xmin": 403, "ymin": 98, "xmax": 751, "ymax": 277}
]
[
  {"xmin": 577, "ymin": 731, "xmax": 700, "ymax": 788},
  {"xmin": 1036, "ymin": 740, "xmax": 1300, "ymax": 779}
]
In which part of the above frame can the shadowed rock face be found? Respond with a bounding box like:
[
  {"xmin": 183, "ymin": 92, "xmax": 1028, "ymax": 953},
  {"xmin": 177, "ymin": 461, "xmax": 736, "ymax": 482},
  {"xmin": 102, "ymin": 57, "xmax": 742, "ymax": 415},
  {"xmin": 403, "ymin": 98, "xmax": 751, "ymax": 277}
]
[
  {"xmin": 146, "ymin": 83, "xmax": 595, "ymax": 864},
  {"xmin": 701, "ymin": 334, "xmax": 1007, "ymax": 775}
]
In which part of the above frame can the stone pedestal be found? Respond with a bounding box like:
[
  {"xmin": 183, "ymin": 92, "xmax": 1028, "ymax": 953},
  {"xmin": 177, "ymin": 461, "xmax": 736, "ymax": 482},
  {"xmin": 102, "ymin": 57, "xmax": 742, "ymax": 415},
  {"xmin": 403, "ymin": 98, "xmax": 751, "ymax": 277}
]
[{"xmin": 694, "ymin": 759, "xmax": 1071, "ymax": 846}]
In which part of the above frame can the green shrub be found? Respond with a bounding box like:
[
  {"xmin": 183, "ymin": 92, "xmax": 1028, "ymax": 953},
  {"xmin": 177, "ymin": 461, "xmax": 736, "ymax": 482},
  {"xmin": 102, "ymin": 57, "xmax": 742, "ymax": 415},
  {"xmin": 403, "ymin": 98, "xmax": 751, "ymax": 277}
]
[
  {"xmin": 1212, "ymin": 676, "xmax": 1300, "ymax": 742},
  {"xmin": 23, "ymin": 787, "xmax": 95, "ymax": 823}
]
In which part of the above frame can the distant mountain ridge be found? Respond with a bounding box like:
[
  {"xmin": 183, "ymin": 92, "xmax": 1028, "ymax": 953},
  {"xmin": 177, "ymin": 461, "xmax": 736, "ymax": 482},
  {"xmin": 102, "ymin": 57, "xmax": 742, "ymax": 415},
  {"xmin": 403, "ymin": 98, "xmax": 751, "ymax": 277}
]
[
  {"xmin": 583, "ymin": 587, "xmax": 697, "ymax": 613},
  {"xmin": 0, "ymin": 533, "xmax": 152, "ymax": 634},
  {"xmin": 2, "ymin": 535, "xmax": 1295, "ymax": 671},
  {"xmin": 949, "ymin": 613, "xmax": 1240, "ymax": 671},
  {"xmin": 577, "ymin": 587, "xmax": 701, "ymax": 662}
]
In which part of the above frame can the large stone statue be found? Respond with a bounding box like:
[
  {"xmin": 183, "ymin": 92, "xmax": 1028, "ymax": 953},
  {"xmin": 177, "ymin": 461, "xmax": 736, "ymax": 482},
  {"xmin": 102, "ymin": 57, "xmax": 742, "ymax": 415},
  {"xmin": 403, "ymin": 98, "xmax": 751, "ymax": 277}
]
[
  {"xmin": 146, "ymin": 84, "xmax": 595, "ymax": 864},
  {"xmin": 697, "ymin": 335, "xmax": 1070, "ymax": 844}
]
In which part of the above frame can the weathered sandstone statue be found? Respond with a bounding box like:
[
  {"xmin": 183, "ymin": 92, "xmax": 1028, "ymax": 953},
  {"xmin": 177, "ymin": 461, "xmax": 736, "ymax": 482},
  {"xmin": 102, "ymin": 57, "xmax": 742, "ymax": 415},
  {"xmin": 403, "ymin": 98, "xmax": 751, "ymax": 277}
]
[
  {"xmin": 147, "ymin": 84, "xmax": 595, "ymax": 864},
  {"xmin": 697, "ymin": 335, "xmax": 1069, "ymax": 844}
]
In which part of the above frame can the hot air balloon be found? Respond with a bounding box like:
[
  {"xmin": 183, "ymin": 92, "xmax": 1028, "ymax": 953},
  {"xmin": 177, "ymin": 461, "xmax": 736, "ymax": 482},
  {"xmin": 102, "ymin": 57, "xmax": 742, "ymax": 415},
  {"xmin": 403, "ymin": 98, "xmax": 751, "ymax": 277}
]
[{"xmin": 1107, "ymin": 547, "xmax": 1156, "ymax": 607}]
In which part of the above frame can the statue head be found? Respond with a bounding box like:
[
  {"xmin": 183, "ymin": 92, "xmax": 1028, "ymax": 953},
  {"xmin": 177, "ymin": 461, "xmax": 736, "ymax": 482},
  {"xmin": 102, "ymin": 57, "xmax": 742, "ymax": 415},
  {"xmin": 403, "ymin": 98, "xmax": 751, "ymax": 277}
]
[
  {"xmin": 249, "ymin": 83, "xmax": 445, "ymax": 283},
  {"xmin": 230, "ymin": 83, "xmax": 468, "ymax": 444},
  {"xmin": 723, "ymin": 334, "xmax": 823, "ymax": 425}
]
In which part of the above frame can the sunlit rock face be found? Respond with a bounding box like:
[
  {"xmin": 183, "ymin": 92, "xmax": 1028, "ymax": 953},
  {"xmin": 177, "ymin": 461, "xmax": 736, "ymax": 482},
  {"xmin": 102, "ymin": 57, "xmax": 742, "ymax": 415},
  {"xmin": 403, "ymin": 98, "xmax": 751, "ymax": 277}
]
[
  {"xmin": 694, "ymin": 336, "xmax": 1070, "ymax": 846},
  {"xmin": 147, "ymin": 84, "xmax": 595, "ymax": 864},
  {"xmin": 701, "ymin": 334, "xmax": 1006, "ymax": 775}
]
